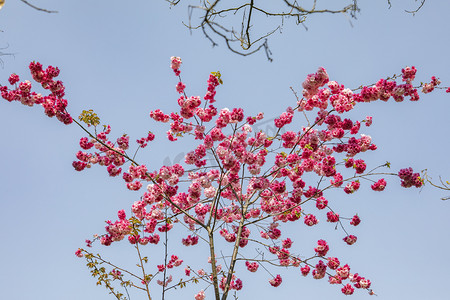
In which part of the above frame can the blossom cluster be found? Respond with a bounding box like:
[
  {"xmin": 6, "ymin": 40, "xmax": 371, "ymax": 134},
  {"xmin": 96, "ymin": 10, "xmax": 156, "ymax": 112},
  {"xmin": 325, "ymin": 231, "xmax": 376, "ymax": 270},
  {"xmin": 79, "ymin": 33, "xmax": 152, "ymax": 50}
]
[{"xmin": 1, "ymin": 62, "xmax": 72, "ymax": 124}]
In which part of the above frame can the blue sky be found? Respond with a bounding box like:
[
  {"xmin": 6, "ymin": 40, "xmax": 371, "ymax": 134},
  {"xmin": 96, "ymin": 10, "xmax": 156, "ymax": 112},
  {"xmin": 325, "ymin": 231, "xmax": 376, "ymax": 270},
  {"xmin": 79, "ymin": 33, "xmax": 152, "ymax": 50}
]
[{"xmin": 0, "ymin": 1, "xmax": 449, "ymax": 299}]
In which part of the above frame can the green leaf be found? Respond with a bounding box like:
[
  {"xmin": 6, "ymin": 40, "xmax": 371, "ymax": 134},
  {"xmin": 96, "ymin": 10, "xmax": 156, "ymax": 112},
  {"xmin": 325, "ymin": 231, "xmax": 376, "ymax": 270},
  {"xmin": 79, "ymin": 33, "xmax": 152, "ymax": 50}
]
[
  {"xmin": 78, "ymin": 109, "xmax": 100, "ymax": 127},
  {"xmin": 211, "ymin": 71, "xmax": 223, "ymax": 84}
]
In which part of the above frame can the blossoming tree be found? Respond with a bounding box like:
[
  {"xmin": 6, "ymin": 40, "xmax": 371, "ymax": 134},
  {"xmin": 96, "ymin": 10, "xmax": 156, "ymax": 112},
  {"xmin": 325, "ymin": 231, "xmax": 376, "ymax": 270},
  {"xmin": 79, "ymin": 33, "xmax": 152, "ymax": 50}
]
[{"xmin": 1, "ymin": 57, "xmax": 447, "ymax": 299}]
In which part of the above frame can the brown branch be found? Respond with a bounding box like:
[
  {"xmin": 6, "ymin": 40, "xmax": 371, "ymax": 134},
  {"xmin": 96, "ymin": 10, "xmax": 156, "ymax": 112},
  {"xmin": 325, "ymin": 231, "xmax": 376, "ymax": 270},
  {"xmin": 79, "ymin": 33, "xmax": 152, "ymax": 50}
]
[
  {"xmin": 175, "ymin": 1, "xmax": 423, "ymax": 59},
  {"xmin": 405, "ymin": 0, "xmax": 426, "ymax": 15},
  {"xmin": 20, "ymin": 0, "xmax": 57, "ymax": 13}
]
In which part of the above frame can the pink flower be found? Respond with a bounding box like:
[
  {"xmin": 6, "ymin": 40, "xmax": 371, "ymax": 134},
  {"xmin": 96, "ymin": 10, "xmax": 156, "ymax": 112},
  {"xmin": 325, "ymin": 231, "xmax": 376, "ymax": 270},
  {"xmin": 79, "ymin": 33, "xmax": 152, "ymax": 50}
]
[
  {"xmin": 117, "ymin": 210, "xmax": 126, "ymax": 220},
  {"xmin": 182, "ymin": 235, "xmax": 199, "ymax": 246},
  {"xmin": 371, "ymin": 178, "xmax": 387, "ymax": 191},
  {"xmin": 353, "ymin": 159, "xmax": 366, "ymax": 174},
  {"xmin": 170, "ymin": 56, "xmax": 182, "ymax": 69},
  {"xmin": 304, "ymin": 214, "xmax": 319, "ymax": 226},
  {"xmin": 330, "ymin": 173, "xmax": 343, "ymax": 187},
  {"xmin": 282, "ymin": 238, "xmax": 293, "ymax": 249},
  {"xmin": 128, "ymin": 235, "xmax": 138, "ymax": 244},
  {"xmin": 110, "ymin": 269, "xmax": 122, "ymax": 279},
  {"xmin": 8, "ymin": 74, "xmax": 20, "ymax": 85},
  {"xmin": 194, "ymin": 290, "xmax": 205, "ymax": 300},
  {"xmin": 344, "ymin": 181, "xmax": 360, "ymax": 194},
  {"xmin": 176, "ymin": 81, "xmax": 186, "ymax": 94},
  {"xmin": 157, "ymin": 264, "xmax": 165, "ymax": 272},
  {"xmin": 328, "ymin": 275, "xmax": 342, "ymax": 284},
  {"xmin": 231, "ymin": 278, "xmax": 243, "ymax": 290},
  {"xmin": 72, "ymin": 161, "xmax": 87, "ymax": 171},
  {"xmin": 358, "ymin": 278, "xmax": 372, "ymax": 289},
  {"xmin": 316, "ymin": 197, "xmax": 328, "ymax": 209},
  {"xmin": 422, "ymin": 76, "xmax": 441, "ymax": 93},
  {"xmin": 312, "ymin": 260, "xmax": 327, "ymax": 279},
  {"xmin": 326, "ymin": 211, "xmax": 339, "ymax": 223},
  {"xmin": 245, "ymin": 261, "xmax": 259, "ymax": 272},
  {"xmin": 341, "ymin": 283, "xmax": 355, "ymax": 295},
  {"xmin": 401, "ymin": 66, "xmax": 417, "ymax": 83},
  {"xmin": 336, "ymin": 264, "xmax": 350, "ymax": 279},
  {"xmin": 343, "ymin": 235, "xmax": 357, "ymax": 245},
  {"xmin": 79, "ymin": 137, "xmax": 94, "ymax": 150},
  {"xmin": 398, "ymin": 168, "xmax": 423, "ymax": 188},
  {"xmin": 350, "ymin": 215, "xmax": 361, "ymax": 226},
  {"xmin": 327, "ymin": 257, "xmax": 340, "ymax": 270},
  {"xmin": 315, "ymin": 239, "xmax": 329, "ymax": 256},
  {"xmin": 269, "ymin": 274, "xmax": 282, "ymax": 287},
  {"xmin": 75, "ymin": 249, "xmax": 83, "ymax": 257},
  {"xmin": 301, "ymin": 265, "xmax": 311, "ymax": 276}
]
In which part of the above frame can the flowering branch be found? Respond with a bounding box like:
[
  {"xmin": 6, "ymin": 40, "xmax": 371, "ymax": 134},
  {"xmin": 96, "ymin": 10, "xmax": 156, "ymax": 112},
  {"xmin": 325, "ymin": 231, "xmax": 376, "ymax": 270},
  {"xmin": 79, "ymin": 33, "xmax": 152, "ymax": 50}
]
[{"xmin": 2, "ymin": 57, "xmax": 447, "ymax": 299}]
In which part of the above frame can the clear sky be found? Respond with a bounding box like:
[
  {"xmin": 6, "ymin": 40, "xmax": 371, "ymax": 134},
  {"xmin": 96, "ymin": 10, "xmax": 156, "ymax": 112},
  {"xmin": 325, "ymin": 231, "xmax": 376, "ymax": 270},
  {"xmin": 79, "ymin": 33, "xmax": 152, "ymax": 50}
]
[{"xmin": 0, "ymin": 1, "xmax": 449, "ymax": 300}]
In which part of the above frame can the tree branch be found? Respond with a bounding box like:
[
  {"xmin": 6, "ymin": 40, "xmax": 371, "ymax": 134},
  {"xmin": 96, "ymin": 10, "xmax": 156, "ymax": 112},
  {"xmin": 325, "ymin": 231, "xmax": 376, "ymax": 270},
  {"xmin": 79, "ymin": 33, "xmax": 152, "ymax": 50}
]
[{"xmin": 20, "ymin": 0, "xmax": 57, "ymax": 13}]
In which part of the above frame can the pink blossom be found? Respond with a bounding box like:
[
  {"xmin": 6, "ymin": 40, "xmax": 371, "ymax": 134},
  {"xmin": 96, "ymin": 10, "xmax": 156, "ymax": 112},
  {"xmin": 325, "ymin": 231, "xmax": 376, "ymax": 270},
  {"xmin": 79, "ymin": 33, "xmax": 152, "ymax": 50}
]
[
  {"xmin": 8, "ymin": 74, "xmax": 20, "ymax": 85},
  {"xmin": 312, "ymin": 260, "xmax": 327, "ymax": 279},
  {"xmin": 341, "ymin": 283, "xmax": 355, "ymax": 295},
  {"xmin": 269, "ymin": 274, "xmax": 282, "ymax": 287},
  {"xmin": 315, "ymin": 239, "xmax": 329, "ymax": 256},
  {"xmin": 316, "ymin": 197, "xmax": 328, "ymax": 209},
  {"xmin": 245, "ymin": 261, "xmax": 259, "ymax": 272},
  {"xmin": 344, "ymin": 181, "xmax": 360, "ymax": 194},
  {"xmin": 398, "ymin": 168, "xmax": 423, "ymax": 188},
  {"xmin": 170, "ymin": 56, "xmax": 182, "ymax": 69},
  {"xmin": 194, "ymin": 290, "xmax": 205, "ymax": 300},
  {"xmin": 301, "ymin": 265, "xmax": 311, "ymax": 276},
  {"xmin": 282, "ymin": 238, "xmax": 293, "ymax": 249},
  {"xmin": 75, "ymin": 249, "xmax": 83, "ymax": 257},
  {"xmin": 110, "ymin": 269, "xmax": 122, "ymax": 279},
  {"xmin": 328, "ymin": 275, "xmax": 342, "ymax": 284},
  {"xmin": 336, "ymin": 264, "xmax": 351, "ymax": 279},
  {"xmin": 401, "ymin": 66, "xmax": 417, "ymax": 83},
  {"xmin": 327, "ymin": 257, "xmax": 340, "ymax": 270},
  {"xmin": 304, "ymin": 214, "xmax": 319, "ymax": 226},
  {"xmin": 326, "ymin": 211, "xmax": 339, "ymax": 223},
  {"xmin": 350, "ymin": 215, "xmax": 361, "ymax": 226},
  {"xmin": 371, "ymin": 178, "xmax": 387, "ymax": 191},
  {"xmin": 343, "ymin": 235, "xmax": 357, "ymax": 245},
  {"xmin": 231, "ymin": 278, "xmax": 243, "ymax": 290}
]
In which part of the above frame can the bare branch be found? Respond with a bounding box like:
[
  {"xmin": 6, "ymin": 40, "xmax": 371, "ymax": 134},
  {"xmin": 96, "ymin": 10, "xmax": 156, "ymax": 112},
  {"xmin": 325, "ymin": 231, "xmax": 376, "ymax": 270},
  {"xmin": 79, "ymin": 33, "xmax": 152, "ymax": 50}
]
[
  {"xmin": 174, "ymin": 1, "xmax": 426, "ymax": 59},
  {"xmin": 421, "ymin": 170, "xmax": 450, "ymax": 200},
  {"xmin": 405, "ymin": 0, "xmax": 426, "ymax": 15},
  {"xmin": 20, "ymin": 0, "xmax": 57, "ymax": 13},
  {"xmin": 0, "ymin": 43, "xmax": 13, "ymax": 68}
]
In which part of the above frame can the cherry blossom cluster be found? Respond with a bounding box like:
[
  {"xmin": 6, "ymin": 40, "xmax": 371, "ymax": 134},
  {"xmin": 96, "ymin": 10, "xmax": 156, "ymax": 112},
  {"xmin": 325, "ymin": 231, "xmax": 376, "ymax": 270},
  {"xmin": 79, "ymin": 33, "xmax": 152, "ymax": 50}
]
[
  {"xmin": 1, "ymin": 62, "xmax": 72, "ymax": 124},
  {"xmin": 297, "ymin": 64, "xmax": 442, "ymax": 109},
  {"xmin": 72, "ymin": 125, "xmax": 127, "ymax": 177},
  {"xmin": 398, "ymin": 167, "xmax": 423, "ymax": 188}
]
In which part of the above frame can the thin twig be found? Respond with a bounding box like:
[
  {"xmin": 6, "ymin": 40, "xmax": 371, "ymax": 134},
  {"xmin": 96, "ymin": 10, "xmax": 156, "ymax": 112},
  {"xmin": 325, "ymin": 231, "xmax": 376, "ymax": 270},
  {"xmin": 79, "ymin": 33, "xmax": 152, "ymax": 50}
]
[{"xmin": 20, "ymin": 0, "xmax": 57, "ymax": 13}]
